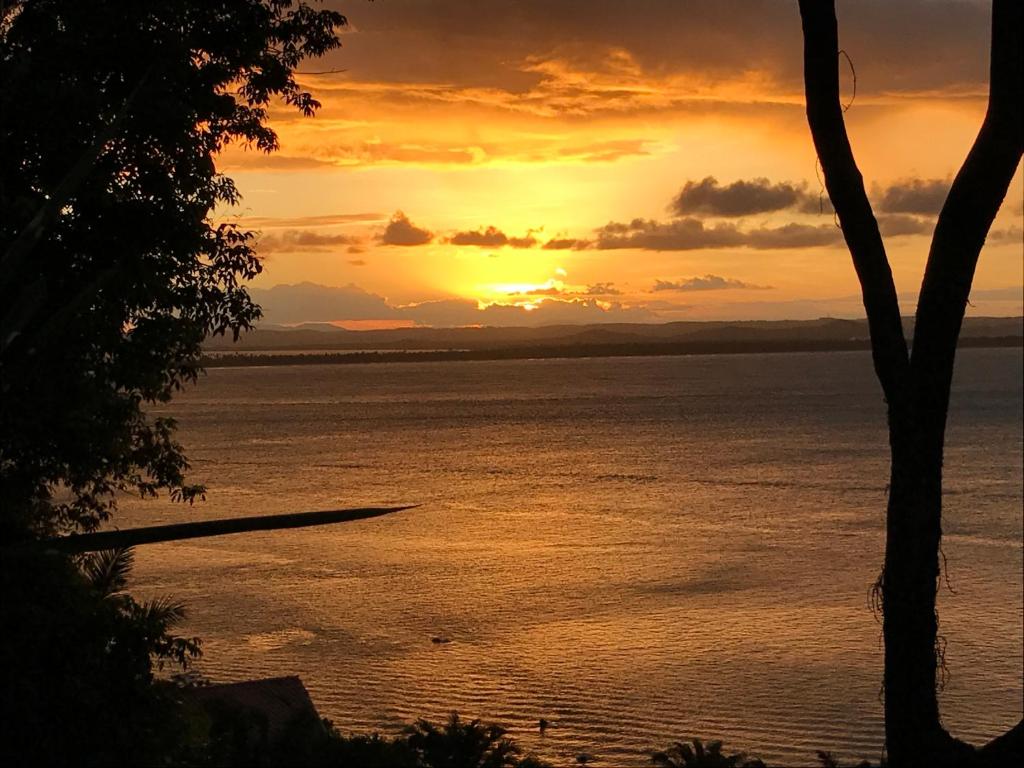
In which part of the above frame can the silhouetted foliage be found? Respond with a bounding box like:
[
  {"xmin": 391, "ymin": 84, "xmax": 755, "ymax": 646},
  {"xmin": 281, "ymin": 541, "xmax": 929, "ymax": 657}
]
[
  {"xmin": 816, "ymin": 750, "xmax": 879, "ymax": 768},
  {"xmin": 0, "ymin": 2, "xmax": 344, "ymax": 763},
  {"xmin": 172, "ymin": 709, "xmax": 551, "ymax": 768},
  {"xmin": 0, "ymin": 0, "xmax": 345, "ymax": 541},
  {"xmin": 0, "ymin": 546, "xmax": 199, "ymax": 765},
  {"xmin": 405, "ymin": 713, "xmax": 540, "ymax": 768},
  {"xmin": 82, "ymin": 546, "xmax": 202, "ymax": 667},
  {"xmin": 275, "ymin": 722, "xmax": 420, "ymax": 768},
  {"xmin": 651, "ymin": 738, "xmax": 766, "ymax": 768}
]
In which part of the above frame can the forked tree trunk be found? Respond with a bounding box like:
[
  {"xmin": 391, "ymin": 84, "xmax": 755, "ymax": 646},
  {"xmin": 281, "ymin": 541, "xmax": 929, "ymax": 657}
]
[
  {"xmin": 883, "ymin": 411, "xmax": 953, "ymax": 764},
  {"xmin": 798, "ymin": 1, "xmax": 1023, "ymax": 765}
]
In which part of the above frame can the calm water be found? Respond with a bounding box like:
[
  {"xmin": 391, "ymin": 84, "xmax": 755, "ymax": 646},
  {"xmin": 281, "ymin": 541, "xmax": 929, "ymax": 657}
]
[{"xmin": 120, "ymin": 349, "xmax": 1023, "ymax": 767}]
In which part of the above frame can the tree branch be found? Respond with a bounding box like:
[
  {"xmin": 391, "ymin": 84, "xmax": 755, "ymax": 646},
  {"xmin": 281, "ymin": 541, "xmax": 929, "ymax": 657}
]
[
  {"xmin": 911, "ymin": 0, "xmax": 1023, "ymax": 434},
  {"xmin": 0, "ymin": 65, "xmax": 154, "ymax": 291},
  {"xmin": 798, "ymin": 0, "xmax": 910, "ymax": 408}
]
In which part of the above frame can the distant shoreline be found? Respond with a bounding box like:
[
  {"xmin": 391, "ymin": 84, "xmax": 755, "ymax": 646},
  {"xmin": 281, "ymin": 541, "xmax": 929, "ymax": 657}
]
[{"xmin": 202, "ymin": 336, "xmax": 1022, "ymax": 368}]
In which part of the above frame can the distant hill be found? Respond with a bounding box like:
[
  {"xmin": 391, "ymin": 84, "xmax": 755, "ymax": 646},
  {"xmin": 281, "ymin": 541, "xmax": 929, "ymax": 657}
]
[{"xmin": 204, "ymin": 316, "xmax": 1023, "ymax": 353}]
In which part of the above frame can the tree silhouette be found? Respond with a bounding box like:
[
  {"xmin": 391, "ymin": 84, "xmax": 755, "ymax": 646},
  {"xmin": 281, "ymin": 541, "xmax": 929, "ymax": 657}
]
[
  {"xmin": 651, "ymin": 738, "xmax": 765, "ymax": 768},
  {"xmin": 797, "ymin": 1, "xmax": 1022, "ymax": 765},
  {"xmin": 0, "ymin": 1, "xmax": 344, "ymax": 541},
  {"xmin": 0, "ymin": 544, "xmax": 200, "ymax": 763},
  {"xmin": 405, "ymin": 713, "xmax": 548, "ymax": 768}
]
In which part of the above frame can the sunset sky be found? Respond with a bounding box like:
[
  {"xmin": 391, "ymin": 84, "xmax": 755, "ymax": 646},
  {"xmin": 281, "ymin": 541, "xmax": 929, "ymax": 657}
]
[{"xmin": 221, "ymin": 0, "xmax": 1023, "ymax": 327}]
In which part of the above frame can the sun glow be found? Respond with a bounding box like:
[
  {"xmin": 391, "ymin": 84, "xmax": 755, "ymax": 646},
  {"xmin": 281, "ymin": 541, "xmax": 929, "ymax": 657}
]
[{"xmin": 487, "ymin": 278, "xmax": 563, "ymax": 296}]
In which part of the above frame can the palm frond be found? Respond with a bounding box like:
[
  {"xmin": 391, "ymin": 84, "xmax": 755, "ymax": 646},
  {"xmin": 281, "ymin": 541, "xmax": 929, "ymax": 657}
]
[
  {"xmin": 131, "ymin": 595, "xmax": 188, "ymax": 630},
  {"xmin": 81, "ymin": 546, "xmax": 134, "ymax": 596}
]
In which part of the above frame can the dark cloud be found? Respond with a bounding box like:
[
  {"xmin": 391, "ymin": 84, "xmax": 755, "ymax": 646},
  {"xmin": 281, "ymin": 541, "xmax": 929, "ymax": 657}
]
[
  {"xmin": 508, "ymin": 236, "xmax": 539, "ymax": 248},
  {"xmin": 542, "ymin": 237, "xmax": 591, "ymax": 250},
  {"xmin": 512, "ymin": 282, "xmax": 622, "ymax": 298},
  {"xmin": 566, "ymin": 176, "xmax": 944, "ymax": 254},
  {"xmin": 256, "ymin": 229, "xmax": 363, "ymax": 253},
  {"xmin": 521, "ymin": 286, "xmax": 564, "ymax": 296},
  {"xmin": 671, "ymin": 177, "xmax": 810, "ymax": 217},
  {"xmin": 249, "ymin": 282, "xmax": 402, "ymax": 325},
  {"xmin": 798, "ymin": 192, "xmax": 835, "ymax": 215},
  {"xmin": 593, "ymin": 217, "xmax": 843, "ymax": 250},
  {"xmin": 324, "ymin": 0, "xmax": 991, "ymax": 104},
  {"xmin": 743, "ymin": 222, "xmax": 844, "ymax": 249},
  {"xmin": 379, "ymin": 211, "xmax": 434, "ymax": 246},
  {"xmin": 595, "ymin": 217, "xmax": 744, "ymax": 250},
  {"xmin": 583, "ymin": 282, "xmax": 622, "ymax": 296},
  {"xmin": 652, "ymin": 275, "xmax": 772, "ymax": 292},
  {"xmin": 988, "ymin": 225, "xmax": 1023, "ymax": 244},
  {"xmin": 876, "ymin": 214, "xmax": 934, "ymax": 237},
  {"xmin": 875, "ymin": 179, "xmax": 951, "ymax": 214},
  {"xmin": 448, "ymin": 226, "xmax": 538, "ymax": 248},
  {"xmin": 347, "ymin": 259, "xmax": 367, "ymax": 266}
]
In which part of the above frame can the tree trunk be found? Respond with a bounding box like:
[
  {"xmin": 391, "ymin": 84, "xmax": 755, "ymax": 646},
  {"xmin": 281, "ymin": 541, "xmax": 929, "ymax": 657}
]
[
  {"xmin": 798, "ymin": 1, "xmax": 1022, "ymax": 764},
  {"xmin": 882, "ymin": 409, "xmax": 958, "ymax": 766}
]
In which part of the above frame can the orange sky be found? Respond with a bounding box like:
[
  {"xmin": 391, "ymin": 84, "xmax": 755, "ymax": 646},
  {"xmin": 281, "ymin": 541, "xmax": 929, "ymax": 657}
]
[{"xmin": 218, "ymin": 0, "xmax": 1023, "ymax": 327}]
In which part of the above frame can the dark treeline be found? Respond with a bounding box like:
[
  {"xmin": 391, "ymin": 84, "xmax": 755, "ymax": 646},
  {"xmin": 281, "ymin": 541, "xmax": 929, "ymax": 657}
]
[{"xmin": 203, "ymin": 336, "xmax": 1022, "ymax": 368}]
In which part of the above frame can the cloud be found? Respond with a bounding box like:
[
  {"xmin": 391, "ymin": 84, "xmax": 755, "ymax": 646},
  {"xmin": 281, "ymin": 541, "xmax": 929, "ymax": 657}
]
[
  {"xmin": 256, "ymin": 229, "xmax": 363, "ymax": 253},
  {"xmin": 968, "ymin": 286, "xmax": 1024, "ymax": 301},
  {"xmin": 875, "ymin": 178, "xmax": 950, "ymax": 214},
  {"xmin": 582, "ymin": 282, "xmax": 622, "ymax": 296},
  {"xmin": 742, "ymin": 222, "xmax": 843, "ymax": 249},
  {"xmin": 317, "ymin": 0, "xmax": 992, "ymax": 109},
  {"xmin": 217, "ymin": 152, "xmax": 338, "ymax": 171},
  {"xmin": 652, "ymin": 275, "xmax": 772, "ymax": 292},
  {"xmin": 250, "ymin": 282, "xmax": 656, "ymax": 327},
  {"xmin": 249, "ymin": 282, "xmax": 402, "ymax": 325},
  {"xmin": 671, "ymin": 177, "xmax": 811, "ymax": 217},
  {"xmin": 300, "ymin": 140, "xmax": 485, "ymax": 166},
  {"xmin": 595, "ymin": 217, "xmax": 743, "ymax": 250},
  {"xmin": 448, "ymin": 226, "xmax": 538, "ymax": 248},
  {"xmin": 408, "ymin": 297, "xmax": 656, "ymax": 326},
  {"xmin": 239, "ymin": 3, "xmax": 994, "ymax": 173},
  {"xmin": 988, "ymin": 225, "xmax": 1023, "ymax": 244},
  {"xmin": 347, "ymin": 259, "xmax": 367, "ymax": 266},
  {"xmin": 652, "ymin": 175, "xmax": 960, "ymax": 227},
  {"xmin": 250, "ymin": 128, "xmax": 659, "ymax": 168},
  {"xmin": 593, "ymin": 217, "xmax": 844, "ymax": 251},
  {"xmin": 379, "ymin": 211, "xmax": 434, "ymax": 245},
  {"xmin": 542, "ymin": 237, "xmax": 591, "ymax": 250},
  {"xmin": 553, "ymin": 139, "xmax": 656, "ymax": 162},
  {"xmin": 517, "ymin": 281, "xmax": 622, "ymax": 298},
  {"xmin": 876, "ymin": 214, "xmax": 934, "ymax": 237},
  {"xmin": 236, "ymin": 212, "xmax": 386, "ymax": 228}
]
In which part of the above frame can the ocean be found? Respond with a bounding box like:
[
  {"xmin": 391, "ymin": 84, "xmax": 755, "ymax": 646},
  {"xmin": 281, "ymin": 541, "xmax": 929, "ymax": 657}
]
[{"xmin": 119, "ymin": 348, "xmax": 1023, "ymax": 767}]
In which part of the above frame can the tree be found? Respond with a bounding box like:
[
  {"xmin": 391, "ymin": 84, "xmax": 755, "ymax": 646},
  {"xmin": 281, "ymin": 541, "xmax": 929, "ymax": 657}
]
[
  {"xmin": 0, "ymin": 0, "xmax": 345, "ymax": 541},
  {"xmin": 0, "ymin": 545, "xmax": 200, "ymax": 764},
  {"xmin": 0, "ymin": 3, "xmax": 348, "ymax": 763},
  {"xmin": 797, "ymin": 1, "xmax": 1022, "ymax": 765}
]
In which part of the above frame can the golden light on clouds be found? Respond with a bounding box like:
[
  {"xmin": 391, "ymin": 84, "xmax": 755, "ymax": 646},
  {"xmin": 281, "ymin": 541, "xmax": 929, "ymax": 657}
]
[{"xmin": 220, "ymin": 0, "xmax": 1023, "ymax": 327}]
